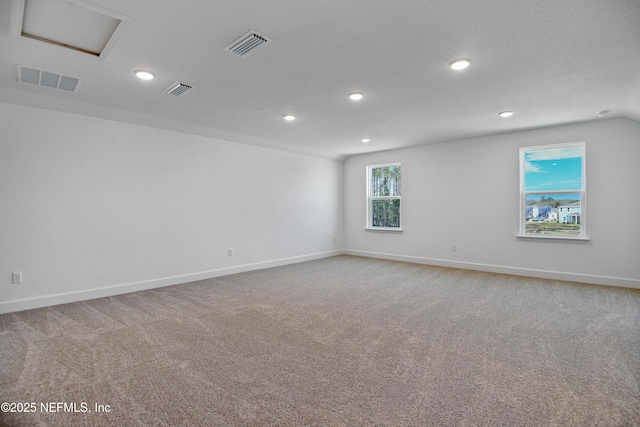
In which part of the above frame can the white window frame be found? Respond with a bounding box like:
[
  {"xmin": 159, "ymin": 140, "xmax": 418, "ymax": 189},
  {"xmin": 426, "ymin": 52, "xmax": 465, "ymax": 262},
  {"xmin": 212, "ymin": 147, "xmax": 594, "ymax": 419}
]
[
  {"xmin": 366, "ymin": 162, "xmax": 402, "ymax": 231},
  {"xmin": 518, "ymin": 142, "xmax": 588, "ymax": 240}
]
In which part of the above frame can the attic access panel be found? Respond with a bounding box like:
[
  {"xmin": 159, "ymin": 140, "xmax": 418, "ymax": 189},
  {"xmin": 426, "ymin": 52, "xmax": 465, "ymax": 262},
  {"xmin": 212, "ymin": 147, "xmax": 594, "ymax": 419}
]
[{"xmin": 11, "ymin": 0, "xmax": 131, "ymax": 60}]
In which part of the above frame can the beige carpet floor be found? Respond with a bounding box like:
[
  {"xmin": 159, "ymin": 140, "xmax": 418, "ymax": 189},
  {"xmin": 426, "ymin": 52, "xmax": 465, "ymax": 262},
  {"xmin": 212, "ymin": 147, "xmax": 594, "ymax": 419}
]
[{"xmin": 1, "ymin": 255, "xmax": 639, "ymax": 426}]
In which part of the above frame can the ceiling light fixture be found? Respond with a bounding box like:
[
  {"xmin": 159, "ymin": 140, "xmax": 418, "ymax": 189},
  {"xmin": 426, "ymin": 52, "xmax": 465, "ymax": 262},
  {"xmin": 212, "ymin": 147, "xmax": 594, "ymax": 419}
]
[
  {"xmin": 498, "ymin": 111, "xmax": 514, "ymax": 118},
  {"xmin": 448, "ymin": 58, "xmax": 471, "ymax": 71},
  {"xmin": 134, "ymin": 70, "xmax": 155, "ymax": 80},
  {"xmin": 360, "ymin": 138, "xmax": 371, "ymax": 143},
  {"xmin": 349, "ymin": 92, "xmax": 364, "ymax": 101},
  {"xmin": 283, "ymin": 114, "xmax": 296, "ymax": 121}
]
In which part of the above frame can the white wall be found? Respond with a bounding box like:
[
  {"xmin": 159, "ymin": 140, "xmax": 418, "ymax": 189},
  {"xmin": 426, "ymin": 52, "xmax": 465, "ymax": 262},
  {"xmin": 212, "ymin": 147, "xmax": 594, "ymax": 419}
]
[
  {"xmin": 2, "ymin": 105, "xmax": 637, "ymax": 315},
  {"xmin": 0, "ymin": 103, "xmax": 344, "ymax": 313},
  {"xmin": 344, "ymin": 118, "xmax": 640, "ymax": 288}
]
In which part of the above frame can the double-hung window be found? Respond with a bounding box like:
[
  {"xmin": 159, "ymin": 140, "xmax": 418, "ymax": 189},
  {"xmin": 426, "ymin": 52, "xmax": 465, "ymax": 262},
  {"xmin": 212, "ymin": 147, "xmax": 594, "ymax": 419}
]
[
  {"xmin": 519, "ymin": 142, "xmax": 586, "ymax": 239},
  {"xmin": 366, "ymin": 163, "xmax": 402, "ymax": 230}
]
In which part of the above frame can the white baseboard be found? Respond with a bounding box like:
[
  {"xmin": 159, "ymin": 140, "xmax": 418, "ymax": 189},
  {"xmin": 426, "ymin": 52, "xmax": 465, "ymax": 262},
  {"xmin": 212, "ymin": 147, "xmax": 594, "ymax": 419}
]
[
  {"xmin": 345, "ymin": 250, "xmax": 640, "ymax": 290},
  {"xmin": 0, "ymin": 250, "xmax": 345, "ymax": 314}
]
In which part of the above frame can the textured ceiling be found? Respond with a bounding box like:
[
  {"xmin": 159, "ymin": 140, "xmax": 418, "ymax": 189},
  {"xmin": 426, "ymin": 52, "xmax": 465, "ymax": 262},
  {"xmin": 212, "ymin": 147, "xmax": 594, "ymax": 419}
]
[{"xmin": 1, "ymin": 0, "xmax": 639, "ymax": 160}]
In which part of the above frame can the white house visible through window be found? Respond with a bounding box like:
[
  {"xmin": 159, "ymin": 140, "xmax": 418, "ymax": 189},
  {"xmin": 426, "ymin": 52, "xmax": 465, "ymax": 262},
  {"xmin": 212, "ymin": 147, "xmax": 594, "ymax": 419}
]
[
  {"xmin": 519, "ymin": 142, "xmax": 586, "ymax": 239},
  {"xmin": 366, "ymin": 163, "xmax": 401, "ymax": 230}
]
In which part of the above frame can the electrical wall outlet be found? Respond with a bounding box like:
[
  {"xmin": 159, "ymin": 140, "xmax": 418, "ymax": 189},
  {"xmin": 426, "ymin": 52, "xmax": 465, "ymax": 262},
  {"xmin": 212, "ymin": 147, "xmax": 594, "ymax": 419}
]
[
  {"xmin": 228, "ymin": 249, "xmax": 234, "ymax": 257},
  {"xmin": 12, "ymin": 271, "xmax": 23, "ymax": 284},
  {"xmin": 452, "ymin": 244, "xmax": 457, "ymax": 252}
]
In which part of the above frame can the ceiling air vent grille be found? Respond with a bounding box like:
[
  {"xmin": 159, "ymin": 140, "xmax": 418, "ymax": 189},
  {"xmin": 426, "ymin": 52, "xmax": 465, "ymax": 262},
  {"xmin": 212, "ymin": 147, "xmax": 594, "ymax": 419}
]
[
  {"xmin": 224, "ymin": 30, "xmax": 271, "ymax": 58},
  {"xmin": 18, "ymin": 65, "xmax": 79, "ymax": 92},
  {"xmin": 165, "ymin": 81, "xmax": 193, "ymax": 96}
]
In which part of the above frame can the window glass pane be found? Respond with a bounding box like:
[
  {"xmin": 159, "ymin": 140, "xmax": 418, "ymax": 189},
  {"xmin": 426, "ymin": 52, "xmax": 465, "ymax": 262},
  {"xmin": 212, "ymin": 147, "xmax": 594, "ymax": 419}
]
[
  {"xmin": 524, "ymin": 193, "xmax": 581, "ymax": 235},
  {"xmin": 371, "ymin": 199, "xmax": 400, "ymax": 228},
  {"xmin": 371, "ymin": 165, "xmax": 401, "ymax": 197},
  {"xmin": 524, "ymin": 146, "xmax": 582, "ymax": 192}
]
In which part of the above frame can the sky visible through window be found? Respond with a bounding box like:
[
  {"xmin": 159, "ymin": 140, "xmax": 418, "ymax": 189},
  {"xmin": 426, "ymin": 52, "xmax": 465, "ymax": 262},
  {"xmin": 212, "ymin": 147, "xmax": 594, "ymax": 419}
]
[{"xmin": 524, "ymin": 146, "xmax": 582, "ymax": 192}]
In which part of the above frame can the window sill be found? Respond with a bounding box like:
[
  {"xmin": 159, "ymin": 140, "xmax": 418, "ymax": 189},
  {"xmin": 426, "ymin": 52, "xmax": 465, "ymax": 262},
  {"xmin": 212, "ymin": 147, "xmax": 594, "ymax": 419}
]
[
  {"xmin": 365, "ymin": 227, "xmax": 403, "ymax": 232},
  {"xmin": 516, "ymin": 234, "xmax": 590, "ymax": 242}
]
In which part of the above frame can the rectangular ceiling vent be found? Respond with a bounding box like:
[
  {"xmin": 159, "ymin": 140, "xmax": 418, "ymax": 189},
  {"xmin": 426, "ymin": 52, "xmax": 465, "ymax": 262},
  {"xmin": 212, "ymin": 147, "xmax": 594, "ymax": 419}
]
[
  {"xmin": 165, "ymin": 81, "xmax": 193, "ymax": 97},
  {"xmin": 224, "ymin": 30, "xmax": 271, "ymax": 58},
  {"xmin": 17, "ymin": 65, "xmax": 79, "ymax": 92}
]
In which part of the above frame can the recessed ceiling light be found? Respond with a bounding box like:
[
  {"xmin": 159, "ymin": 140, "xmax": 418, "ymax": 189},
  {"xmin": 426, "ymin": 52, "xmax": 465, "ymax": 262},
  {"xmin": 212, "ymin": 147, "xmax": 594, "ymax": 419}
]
[
  {"xmin": 448, "ymin": 58, "xmax": 471, "ymax": 71},
  {"xmin": 597, "ymin": 109, "xmax": 611, "ymax": 117},
  {"xmin": 134, "ymin": 70, "xmax": 155, "ymax": 80},
  {"xmin": 360, "ymin": 138, "xmax": 371, "ymax": 143},
  {"xmin": 283, "ymin": 114, "xmax": 296, "ymax": 121},
  {"xmin": 349, "ymin": 92, "xmax": 364, "ymax": 101},
  {"xmin": 498, "ymin": 111, "xmax": 514, "ymax": 118}
]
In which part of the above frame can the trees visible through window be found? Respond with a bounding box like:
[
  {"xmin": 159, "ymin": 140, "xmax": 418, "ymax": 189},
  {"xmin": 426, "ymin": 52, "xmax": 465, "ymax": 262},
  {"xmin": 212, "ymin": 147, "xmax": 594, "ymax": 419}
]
[
  {"xmin": 520, "ymin": 142, "xmax": 586, "ymax": 238},
  {"xmin": 367, "ymin": 163, "xmax": 401, "ymax": 230}
]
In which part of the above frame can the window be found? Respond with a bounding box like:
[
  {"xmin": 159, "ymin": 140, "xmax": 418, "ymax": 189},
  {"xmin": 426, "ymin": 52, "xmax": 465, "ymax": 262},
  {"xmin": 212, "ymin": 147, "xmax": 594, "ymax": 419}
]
[
  {"xmin": 519, "ymin": 142, "xmax": 586, "ymax": 239},
  {"xmin": 366, "ymin": 163, "xmax": 401, "ymax": 230}
]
